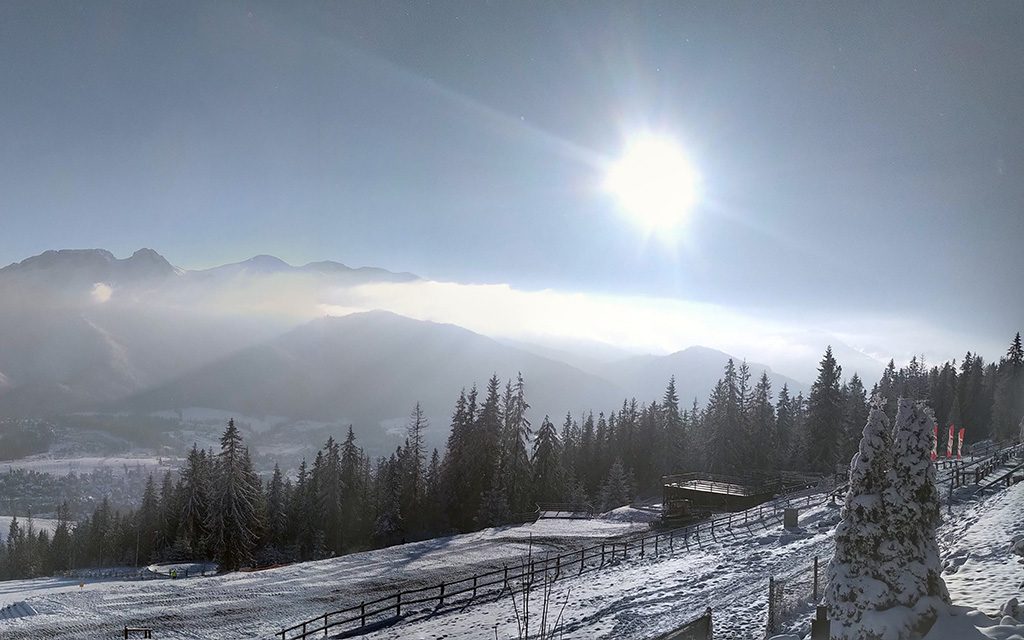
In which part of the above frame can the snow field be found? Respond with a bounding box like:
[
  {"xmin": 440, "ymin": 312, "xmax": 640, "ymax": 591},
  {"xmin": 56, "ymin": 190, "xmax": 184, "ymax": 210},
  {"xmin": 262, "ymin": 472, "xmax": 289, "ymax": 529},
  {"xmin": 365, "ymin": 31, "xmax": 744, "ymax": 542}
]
[
  {"xmin": 2, "ymin": 459, "xmax": 1022, "ymax": 640},
  {"xmin": 0, "ymin": 513, "xmax": 649, "ymax": 639},
  {"xmin": 0, "ymin": 455, "xmax": 174, "ymax": 476},
  {"xmin": 0, "ymin": 516, "xmax": 59, "ymax": 535}
]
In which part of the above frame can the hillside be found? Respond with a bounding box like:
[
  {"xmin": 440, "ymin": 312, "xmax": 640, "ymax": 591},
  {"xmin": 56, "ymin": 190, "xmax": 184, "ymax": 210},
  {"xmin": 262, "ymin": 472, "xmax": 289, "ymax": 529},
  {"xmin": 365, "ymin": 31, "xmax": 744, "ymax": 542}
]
[
  {"xmin": 600, "ymin": 345, "xmax": 809, "ymax": 404},
  {"xmin": 121, "ymin": 310, "xmax": 628, "ymax": 433}
]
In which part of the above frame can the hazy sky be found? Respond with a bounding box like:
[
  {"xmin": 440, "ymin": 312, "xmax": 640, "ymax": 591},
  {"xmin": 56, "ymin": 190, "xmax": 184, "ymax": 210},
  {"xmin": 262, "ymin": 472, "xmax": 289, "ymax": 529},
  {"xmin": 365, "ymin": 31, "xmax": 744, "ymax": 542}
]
[{"xmin": 2, "ymin": 1, "xmax": 1022, "ymax": 369}]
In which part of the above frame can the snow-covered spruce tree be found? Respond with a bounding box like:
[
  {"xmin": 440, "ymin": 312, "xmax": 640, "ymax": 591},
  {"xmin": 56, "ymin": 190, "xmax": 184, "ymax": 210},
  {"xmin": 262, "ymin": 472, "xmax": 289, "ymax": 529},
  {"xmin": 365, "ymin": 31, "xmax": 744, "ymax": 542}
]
[
  {"xmin": 879, "ymin": 399, "xmax": 950, "ymax": 628},
  {"xmin": 825, "ymin": 397, "xmax": 894, "ymax": 638}
]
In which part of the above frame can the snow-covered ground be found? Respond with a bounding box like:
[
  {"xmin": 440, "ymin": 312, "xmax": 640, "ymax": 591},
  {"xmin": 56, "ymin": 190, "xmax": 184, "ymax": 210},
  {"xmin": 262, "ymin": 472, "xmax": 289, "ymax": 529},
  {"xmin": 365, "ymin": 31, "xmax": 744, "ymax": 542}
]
[
  {"xmin": 1, "ymin": 469, "xmax": 1022, "ymax": 640},
  {"xmin": 0, "ymin": 455, "xmax": 175, "ymax": 476},
  {"xmin": 0, "ymin": 515, "xmax": 59, "ymax": 535},
  {"xmin": 0, "ymin": 513, "xmax": 649, "ymax": 639},
  {"xmin": 941, "ymin": 480, "xmax": 1024, "ymax": 613}
]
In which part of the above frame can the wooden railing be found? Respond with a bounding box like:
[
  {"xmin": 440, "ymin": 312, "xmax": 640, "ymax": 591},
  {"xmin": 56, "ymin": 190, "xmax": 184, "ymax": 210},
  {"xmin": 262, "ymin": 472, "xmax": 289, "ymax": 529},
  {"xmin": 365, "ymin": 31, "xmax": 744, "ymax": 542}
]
[
  {"xmin": 830, "ymin": 441, "xmax": 1024, "ymax": 500},
  {"xmin": 942, "ymin": 442, "xmax": 1024, "ymax": 490},
  {"xmin": 277, "ymin": 490, "xmax": 819, "ymax": 639}
]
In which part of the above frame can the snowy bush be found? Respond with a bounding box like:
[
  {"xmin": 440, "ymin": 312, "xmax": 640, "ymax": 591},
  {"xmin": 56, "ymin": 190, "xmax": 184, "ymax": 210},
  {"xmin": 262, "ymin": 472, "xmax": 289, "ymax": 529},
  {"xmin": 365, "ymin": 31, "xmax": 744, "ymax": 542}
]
[
  {"xmin": 825, "ymin": 398, "xmax": 950, "ymax": 640},
  {"xmin": 826, "ymin": 397, "xmax": 895, "ymax": 636},
  {"xmin": 881, "ymin": 400, "xmax": 950, "ymax": 612}
]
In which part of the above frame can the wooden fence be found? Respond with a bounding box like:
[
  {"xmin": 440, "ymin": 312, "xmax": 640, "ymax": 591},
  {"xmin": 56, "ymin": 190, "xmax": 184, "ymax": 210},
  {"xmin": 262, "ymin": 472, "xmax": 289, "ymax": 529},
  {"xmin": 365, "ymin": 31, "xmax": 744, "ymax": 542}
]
[{"xmin": 277, "ymin": 492, "xmax": 818, "ymax": 639}]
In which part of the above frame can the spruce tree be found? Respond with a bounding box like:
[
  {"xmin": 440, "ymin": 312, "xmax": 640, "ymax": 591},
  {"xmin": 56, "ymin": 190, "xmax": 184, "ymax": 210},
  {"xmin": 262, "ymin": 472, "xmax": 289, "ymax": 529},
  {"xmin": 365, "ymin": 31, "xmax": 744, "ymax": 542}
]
[
  {"xmin": 749, "ymin": 372, "xmax": 776, "ymax": 471},
  {"xmin": 210, "ymin": 419, "xmax": 260, "ymax": 571},
  {"xmin": 806, "ymin": 346, "xmax": 844, "ymax": 473},
  {"xmin": 374, "ymin": 455, "xmax": 403, "ymax": 545},
  {"xmin": 440, "ymin": 387, "xmax": 477, "ymax": 532},
  {"xmin": 599, "ymin": 459, "xmax": 634, "ymax": 511},
  {"xmin": 993, "ymin": 333, "xmax": 1024, "ymax": 441},
  {"xmin": 137, "ymin": 474, "xmax": 159, "ymax": 564},
  {"xmin": 531, "ymin": 415, "xmax": 563, "ymax": 503},
  {"xmin": 841, "ymin": 374, "xmax": 869, "ymax": 466},
  {"xmin": 404, "ymin": 402, "xmax": 428, "ymax": 518},
  {"xmin": 50, "ymin": 502, "xmax": 72, "ymax": 571},
  {"xmin": 158, "ymin": 470, "xmax": 178, "ymax": 555},
  {"xmin": 264, "ymin": 463, "xmax": 287, "ymax": 556},
  {"xmin": 498, "ymin": 373, "xmax": 532, "ymax": 514},
  {"xmin": 178, "ymin": 444, "xmax": 210, "ymax": 559}
]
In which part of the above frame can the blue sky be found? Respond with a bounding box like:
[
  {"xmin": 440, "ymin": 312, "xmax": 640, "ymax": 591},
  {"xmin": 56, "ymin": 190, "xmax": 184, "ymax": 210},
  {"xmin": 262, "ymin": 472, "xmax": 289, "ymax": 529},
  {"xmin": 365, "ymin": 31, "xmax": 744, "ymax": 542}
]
[{"xmin": 2, "ymin": 1, "xmax": 1022, "ymax": 368}]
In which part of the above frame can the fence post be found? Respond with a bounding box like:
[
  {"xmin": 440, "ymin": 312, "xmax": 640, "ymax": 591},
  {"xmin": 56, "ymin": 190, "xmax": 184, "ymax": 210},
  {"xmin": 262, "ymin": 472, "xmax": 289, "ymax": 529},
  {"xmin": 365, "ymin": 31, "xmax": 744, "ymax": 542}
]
[
  {"xmin": 504, "ymin": 565, "xmax": 509, "ymax": 590},
  {"xmin": 601, "ymin": 544, "xmax": 606, "ymax": 566},
  {"xmin": 655, "ymin": 535, "xmax": 659, "ymax": 555},
  {"xmin": 579, "ymin": 549, "xmax": 585, "ymax": 575},
  {"xmin": 324, "ymin": 613, "xmax": 329, "ymax": 637},
  {"xmin": 473, "ymin": 575, "xmax": 478, "ymax": 599},
  {"xmin": 396, "ymin": 591, "xmax": 402, "ymax": 618},
  {"xmin": 439, "ymin": 581, "xmax": 445, "ymax": 608},
  {"xmin": 361, "ymin": 601, "xmax": 366, "ymax": 626},
  {"xmin": 555, "ymin": 555, "xmax": 561, "ymax": 580},
  {"xmin": 670, "ymin": 530, "xmax": 674, "ymax": 551},
  {"xmin": 813, "ymin": 556, "xmax": 819, "ymax": 602},
  {"xmin": 811, "ymin": 605, "xmax": 831, "ymax": 640},
  {"xmin": 767, "ymin": 577, "xmax": 775, "ymax": 635}
]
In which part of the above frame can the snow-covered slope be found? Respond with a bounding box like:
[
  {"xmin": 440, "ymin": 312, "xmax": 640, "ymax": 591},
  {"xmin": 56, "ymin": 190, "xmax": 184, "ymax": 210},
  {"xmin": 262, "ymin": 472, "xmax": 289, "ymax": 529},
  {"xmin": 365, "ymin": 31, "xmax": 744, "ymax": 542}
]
[
  {"xmin": 2, "ymin": 463, "xmax": 1021, "ymax": 640},
  {"xmin": 0, "ymin": 517, "xmax": 649, "ymax": 639}
]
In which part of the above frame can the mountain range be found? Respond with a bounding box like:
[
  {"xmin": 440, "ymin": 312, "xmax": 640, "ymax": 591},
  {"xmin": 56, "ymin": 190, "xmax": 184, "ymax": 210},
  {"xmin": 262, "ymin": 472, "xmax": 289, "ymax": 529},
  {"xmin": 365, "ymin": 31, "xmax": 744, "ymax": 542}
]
[{"xmin": 0, "ymin": 248, "xmax": 812, "ymax": 454}]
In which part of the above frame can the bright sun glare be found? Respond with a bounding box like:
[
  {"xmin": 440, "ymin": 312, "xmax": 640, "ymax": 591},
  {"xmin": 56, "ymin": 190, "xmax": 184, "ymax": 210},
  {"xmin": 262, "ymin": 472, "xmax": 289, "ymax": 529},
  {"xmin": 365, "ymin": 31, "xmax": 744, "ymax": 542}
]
[{"xmin": 605, "ymin": 135, "xmax": 700, "ymax": 233}]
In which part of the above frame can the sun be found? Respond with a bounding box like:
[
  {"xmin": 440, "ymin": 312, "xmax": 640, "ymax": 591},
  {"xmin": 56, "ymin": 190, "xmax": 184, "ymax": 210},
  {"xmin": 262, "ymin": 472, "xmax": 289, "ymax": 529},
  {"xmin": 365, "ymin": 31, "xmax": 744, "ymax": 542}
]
[{"xmin": 604, "ymin": 134, "xmax": 700, "ymax": 233}]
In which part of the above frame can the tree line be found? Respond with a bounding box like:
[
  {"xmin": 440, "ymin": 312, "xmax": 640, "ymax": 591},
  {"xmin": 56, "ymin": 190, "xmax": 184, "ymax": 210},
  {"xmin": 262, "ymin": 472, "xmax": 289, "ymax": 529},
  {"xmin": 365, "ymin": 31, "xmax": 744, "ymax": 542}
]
[{"xmin": 2, "ymin": 332, "xmax": 1022, "ymax": 580}]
